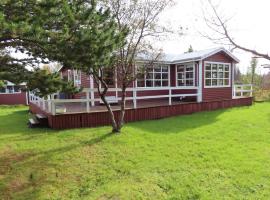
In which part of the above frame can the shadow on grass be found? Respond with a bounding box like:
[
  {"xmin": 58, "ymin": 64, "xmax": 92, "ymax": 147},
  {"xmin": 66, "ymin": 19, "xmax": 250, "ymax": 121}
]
[
  {"xmin": 0, "ymin": 131, "xmax": 113, "ymax": 199},
  {"xmin": 126, "ymin": 108, "xmax": 228, "ymax": 134}
]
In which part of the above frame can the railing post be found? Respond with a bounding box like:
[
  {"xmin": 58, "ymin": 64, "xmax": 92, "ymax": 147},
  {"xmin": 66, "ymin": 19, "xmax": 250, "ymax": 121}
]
[
  {"xmin": 233, "ymin": 85, "xmax": 236, "ymax": 97},
  {"xmin": 250, "ymin": 84, "xmax": 253, "ymax": 97},
  {"xmin": 241, "ymin": 85, "xmax": 243, "ymax": 97},
  {"xmin": 169, "ymin": 88, "xmax": 172, "ymax": 105},
  {"xmin": 86, "ymin": 91, "xmax": 90, "ymax": 113},
  {"xmin": 133, "ymin": 88, "xmax": 137, "ymax": 109},
  {"xmin": 90, "ymin": 88, "xmax": 95, "ymax": 106},
  {"xmin": 42, "ymin": 97, "xmax": 46, "ymax": 110},
  {"xmin": 48, "ymin": 95, "xmax": 51, "ymax": 113},
  {"xmin": 51, "ymin": 94, "xmax": 56, "ymax": 115}
]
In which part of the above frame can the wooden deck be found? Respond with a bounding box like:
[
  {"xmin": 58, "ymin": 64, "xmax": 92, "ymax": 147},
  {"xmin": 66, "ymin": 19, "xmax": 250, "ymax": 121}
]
[{"xmin": 30, "ymin": 97, "xmax": 253, "ymax": 129}]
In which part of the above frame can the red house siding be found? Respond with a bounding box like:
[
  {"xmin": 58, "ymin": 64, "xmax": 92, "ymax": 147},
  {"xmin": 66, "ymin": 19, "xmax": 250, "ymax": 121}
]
[
  {"xmin": 202, "ymin": 52, "xmax": 235, "ymax": 102},
  {"xmin": 0, "ymin": 92, "xmax": 27, "ymax": 105}
]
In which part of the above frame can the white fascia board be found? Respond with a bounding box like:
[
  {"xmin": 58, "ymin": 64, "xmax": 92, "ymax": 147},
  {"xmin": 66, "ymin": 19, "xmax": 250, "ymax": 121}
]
[{"xmin": 201, "ymin": 47, "xmax": 240, "ymax": 63}]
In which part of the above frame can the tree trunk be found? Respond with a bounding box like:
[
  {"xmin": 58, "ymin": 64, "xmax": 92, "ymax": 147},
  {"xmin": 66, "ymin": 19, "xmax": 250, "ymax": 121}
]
[
  {"xmin": 100, "ymin": 94, "xmax": 119, "ymax": 133},
  {"xmin": 116, "ymin": 86, "xmax": 127, "ymax": 132}
]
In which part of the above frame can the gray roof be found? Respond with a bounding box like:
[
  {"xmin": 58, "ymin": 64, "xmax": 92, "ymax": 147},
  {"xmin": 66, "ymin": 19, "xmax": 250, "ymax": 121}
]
[{"xmin": 138, "ymin": 47, "xmax": 240, "ymax": 63}]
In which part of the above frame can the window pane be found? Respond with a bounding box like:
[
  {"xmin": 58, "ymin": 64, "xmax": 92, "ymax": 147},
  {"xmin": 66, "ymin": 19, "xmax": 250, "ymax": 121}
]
[
  {"xmin": 154, "ymin": 66, "xmax": 161, "ymax": 72},
  {"xmin": 14, "ymin": 86, "xmax": 20, "ymax": 92},
  {"xmin": 212, "ymin": 72, "xmax": 217, "ymax": 78},
  {"xmin": 212, "ymin": 64, "xmax": 217, "ymax": 71},
  {"xmin": 224, "ymin": 72, "xmax": 229, "ymax": 78},
  {"xmin": 218, "ymin": 79, "xmax": 223, "ymax": 86},
  {"xmin": 212, "ymin": 79, "xmax": 217, "ymax": 86},
  {"xmin": 178, "ymin": 80, "xmax": 185, "ymax": 86},
  {"xmin": 146, "ymin": 73, "xmax": 153, "ymax": 79},
  {"xmin": 7, "ymin": 86, "xmax": 13, "ymax": 93},
  {"xmin": 162, "ymin": 73, "xmax": 168, "ymax": 79},
  {"xmin": 218, "ymin": 72, "xmax": 223, "ymax": 78},
  {"xmin": 162, "ymin": 81, "xmax": 168, "ymax": 86},
  {"xmin": 137, "ymin": 73, "xmax": 144, "ymax": 79},
  {"xmin": 155, "ymin": 80, "xmax": 161, "ymax": 87},
  {"xmin": 186, "ymin": 72, "xmax": 193, "ymax": 79},
  {"xmin": 0, "ymin": 87, "xmax": 5, "ymax": 93},
  {"xmin": 154, "ymin": 73, "xmax": 161, "ymax": 79},
  {"xmin": 178, "ymin": 73, "xmax": 184, "ymax": 79},
  {"xmin": 162, "ymin": 66, "xmax": 168, "ymax": 72},
  {"xmin": 186, "ymin": 80, "xmax": 194, "ymax": 86},
  {"xmin": 224, "ymin": 65, "xmax": 229, "ymax": 71},
  {"xmin": 137, "ymin": 80, "xmax": 145, "ymax": 87},
  {"xmin": 186, "ymin": 66, "xmax": 193, "ymax": 71},
  {"xmin": 206, "ymin": 72, "xmax": 211, "ymax": 78},
  {"xmin": 205, "ymin": 79, "xmax": 211, "ymax": 86},
  {"xmin": 224, "ymin": 79, "xmax": 229, "ymax": 85},
  {"xmin": 177, "ymin": 66, "xmax": 184, "ymax": 72},
  {"xmin": 205, "ymin": 64, "xmax": 211, "ymax": 71},
  {"xmin": 218, "ymin": 64, "xmax": 224, "ymax": 72},
  {"xmin": 146, "ymin": 80, "xmax": 153, "ymax": 87}
]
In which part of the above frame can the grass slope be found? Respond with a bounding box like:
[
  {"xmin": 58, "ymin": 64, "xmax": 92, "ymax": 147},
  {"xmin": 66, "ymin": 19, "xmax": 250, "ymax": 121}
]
[{"xmin": 0, "ymin": 103, "xmax": 270, "ymax": 199}]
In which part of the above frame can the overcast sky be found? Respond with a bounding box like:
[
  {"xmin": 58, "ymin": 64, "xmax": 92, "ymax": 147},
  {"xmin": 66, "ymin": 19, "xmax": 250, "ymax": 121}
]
[{"xmin": 157, "ymin": 0, "xmax": 270, "ymax": 74}]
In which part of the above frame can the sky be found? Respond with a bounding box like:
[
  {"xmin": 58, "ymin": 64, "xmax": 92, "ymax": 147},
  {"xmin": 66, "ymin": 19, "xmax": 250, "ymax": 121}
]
[{"xmin": 157, "ymin": 0, "xmax": 270, "ymax": 74}]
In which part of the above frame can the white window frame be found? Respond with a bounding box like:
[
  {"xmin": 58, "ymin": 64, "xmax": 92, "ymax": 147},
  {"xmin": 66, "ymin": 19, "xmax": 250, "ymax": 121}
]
[
  {"xmin": 204, "ymin": 61, "xmax": 231, "ymax": 88},
  {"xmin": 136, "ymin": 64, "xmax": 170, "ymax": 88},
  {"xmin": 176, "ymin": 62, "xmax": 195, "ymax": 87},
  {"xmin": 0, "ymin": 85, "xmax": 21, "ymax": 94},
  {"xmin": 73, "ymin": 70, "xmax": 81, "ymax": 87}
]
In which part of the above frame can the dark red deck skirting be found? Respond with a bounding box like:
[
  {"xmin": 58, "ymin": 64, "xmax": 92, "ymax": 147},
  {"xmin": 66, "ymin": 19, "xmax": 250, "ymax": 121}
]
[{"xmin": 30, "ymin": 97, "xmax": 253, "ymax": 129}]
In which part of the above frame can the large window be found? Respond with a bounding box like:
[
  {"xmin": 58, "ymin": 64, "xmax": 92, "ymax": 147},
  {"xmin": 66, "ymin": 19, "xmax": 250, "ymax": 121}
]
[
  {"xmin": 67, "ymin": 69, "xmax": 81, "ymax": 87},
  {"xmin": 205, "ymin": 62, "xmax": 230, "ymax": 87},
  {"xmin": 176, "ymin": 63, "xmax": 195, "ymax": 86},
  {"xmin": 137, "ymin": 65, "xmax": 169, "ymax": 87},
  {"xmin": 0, "ymin": 85, "xmax": 21, "ymax": 94}
]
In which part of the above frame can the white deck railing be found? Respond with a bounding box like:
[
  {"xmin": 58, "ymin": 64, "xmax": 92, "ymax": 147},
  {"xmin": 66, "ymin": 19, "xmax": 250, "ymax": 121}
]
[
  {"xmin": 233, "ymin": 84, "xmax": 253, "ymax": 98},
  {"xmin": 29, "ymin": 87, "xmax": 199, "ymax": 115}
]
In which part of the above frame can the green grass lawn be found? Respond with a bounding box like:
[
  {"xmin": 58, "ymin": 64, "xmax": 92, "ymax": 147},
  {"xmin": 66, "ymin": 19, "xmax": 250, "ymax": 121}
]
[{"xmin": 1, "ymin": 103, "xmax": 270, "ymax": 200}]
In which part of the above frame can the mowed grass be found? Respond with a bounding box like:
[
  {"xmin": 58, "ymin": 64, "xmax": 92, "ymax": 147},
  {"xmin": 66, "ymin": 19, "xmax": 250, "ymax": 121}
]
[{"xmin": 0, "ymin": 103, "xmax": 270, "ymax": 200}]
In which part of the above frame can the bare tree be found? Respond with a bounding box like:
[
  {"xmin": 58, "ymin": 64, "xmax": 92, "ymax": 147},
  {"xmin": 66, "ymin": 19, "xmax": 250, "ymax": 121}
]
[
  {"xmin": 201, "ymin": 0, "xmax": 270, "ymax": 60},
  {"xmin": 95, "ymin": 0, "xmax": 175, "ymax": 133}
]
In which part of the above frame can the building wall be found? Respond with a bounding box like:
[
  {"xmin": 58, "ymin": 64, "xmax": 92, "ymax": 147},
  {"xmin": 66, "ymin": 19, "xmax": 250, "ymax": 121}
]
[
  {"xmin": 202, "ymin": 51, "xmax": 235, "ymax": 102},
  {"xmin": 0, "ymin": 92, "xmax": 27, "ymax": 105}
]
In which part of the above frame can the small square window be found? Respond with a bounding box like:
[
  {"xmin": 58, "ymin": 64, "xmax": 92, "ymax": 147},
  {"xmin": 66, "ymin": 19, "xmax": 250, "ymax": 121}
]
[
  {"xmin": 218, "ymin": 79, "xmax": 223, "ymax": 86},
  {"xmin": 162, "ymin": 73, "xmax": 168, "ymax": 79},
  {"xmin": 206, "ymin": 72, "xmax": 211, "ymax": 78},
  {"xmin": 154, "ymin": 67, "xmax": 161, "ymax": 72},
  {"xmin": 186, "ymin": 80, "xmax": 194, "ymax": 86},
  {"xmin": 212, "ymin": 64, "xmax": 218, "ymax": 71},
  {"xmin": 154, "ymin": 73, "xmax": 161, "ymax": 79},
  {"xmin": 212, "ymin": 72, "xmax": 217, "ymax": 78},
  {"xmin": 178, "ymin": 80, "xmax": 185, "ymax": 86},
  {"xmin": 205, "ymin": 64, "xmax": 211, "ymax": 71},
  {"xmin": 155, "ymin": 81, "xmax": 161, "ymax": 87},
  {"xmin": 178, "ymin": 73, "xmax": 184, "ymax": 79},
  {"xmin": 162, "ymin": 66, "xmax": 168, "ymax": 72},
  {"xmin": 146, "ymin": 80, "xmax": 153, "ymax": 87},
  {"xmin": 218, "ymin": 72, "xmax": 223, "ymax": 78},
  {"xmin": 224, "ymin": 79, "xmax": 229, "ymax": 85},
  {"xmin": 177, "ymin": 66, "xmax": 184, "ymax": 72},
  {"xmin": 224, "ymin": 65, "xmax": 229, "ymax": 71},
  {"xmin": 218, "ymin": 64, "xmax": 224, "ymax": 72},
  {"xmin": 186, "ymin": 72, "xmax": 193, "ymax": 79},
  {"xmin": 162, "ymin": 81, "xmax": 168, "ymax": 86},
  {"xmin": 205, "ymin": 79, "xmax": 211, "ymax": 86},
  {"xmin": 224, "ymin": 72, "xmax": 229, "ymax": 78},
  {"xmin": 212, "ymin": 79, "xmax": 217, "ymax": 86},
  {"xmin": 137, "ymin": 80, "xmax": 145, "ymax": 87}
]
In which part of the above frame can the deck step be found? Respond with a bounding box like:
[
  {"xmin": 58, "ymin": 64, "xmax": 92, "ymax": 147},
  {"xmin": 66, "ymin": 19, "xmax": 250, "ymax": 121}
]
[
  {"xmin": 28, "ymin": 118, "xmax": 40, "ymax": 128},
  {"xmin": 36, "ymin": 114, "xmax": 47, "ymax": 119}
]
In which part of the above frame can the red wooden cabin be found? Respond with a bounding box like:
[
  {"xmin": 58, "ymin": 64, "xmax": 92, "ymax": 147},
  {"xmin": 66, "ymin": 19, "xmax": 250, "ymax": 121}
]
[
  {"xmin": 0, "ymin": 81, "xmax": 28, "ymax": 105},
  {"xmin": 29, "ymin": 47, "xmax": 253, "ymax": 129}
]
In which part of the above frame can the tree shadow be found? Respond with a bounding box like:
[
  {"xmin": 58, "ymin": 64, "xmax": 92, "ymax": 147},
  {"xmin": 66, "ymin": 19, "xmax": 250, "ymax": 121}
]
[
  {"xmin": 0, "ymin": 131, "xmax": 113, "ymax": 199},
  {"xmin": 125, "ymin": 108, "xmax": 229, "ymax": 134}
]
